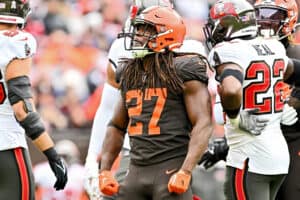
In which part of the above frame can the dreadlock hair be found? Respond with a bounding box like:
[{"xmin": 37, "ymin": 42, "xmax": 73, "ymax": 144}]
[{"xmin": 120, "ymin": 51, "xmax": 184, "ymax": 96}]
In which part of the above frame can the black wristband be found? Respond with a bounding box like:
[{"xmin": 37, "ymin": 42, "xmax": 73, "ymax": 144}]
[{"xmin": 43, "ymin": 147, "xmax": 59, "ymax": 161}]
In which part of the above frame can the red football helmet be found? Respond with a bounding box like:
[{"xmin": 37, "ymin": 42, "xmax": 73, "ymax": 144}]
[{"xmin": 255, "ymin": 0, "xmax": 298, "ymax": 38}]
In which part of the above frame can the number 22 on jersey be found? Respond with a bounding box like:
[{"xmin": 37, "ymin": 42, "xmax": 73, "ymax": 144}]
[
  {"xmin": 243, "ymin": 59, "xmax": 285, "ymax": 114},
  {"xmin": 126, "ymin": 88, "xmax": 167, "ymax": 136},
  {"xmin": 0, "ymin": 70, "xmax": 6, "ymax": 104}
]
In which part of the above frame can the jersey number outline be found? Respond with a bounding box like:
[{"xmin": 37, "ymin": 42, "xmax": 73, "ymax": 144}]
[
  {"xmin": 243, "ymin": 59, "xmax": 285, "ymax": 114},
  {"xmin": 0, "ymin": 70, "xmax": 6, "ymax": 104},
  {"xmin": 126, "ymin": 88, "xmax": 167, "ymax": 135}
]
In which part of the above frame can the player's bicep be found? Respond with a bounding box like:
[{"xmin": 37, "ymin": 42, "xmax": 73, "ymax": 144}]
[
  {"xmin": 5, "ymin": 58, "xmax": 34, "ymax": 120},
  {"xmin": 5, "ymin": 58, "xmax": 32, "ymax": 80},
  {"xmin": 183, "ymin": 80, "xmax": 212, "ymax": 126}
]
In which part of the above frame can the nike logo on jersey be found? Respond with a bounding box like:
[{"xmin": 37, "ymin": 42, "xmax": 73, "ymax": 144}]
[{"xmin": 165, "ymin": 168, "xmax": 177, "ymax": 175}]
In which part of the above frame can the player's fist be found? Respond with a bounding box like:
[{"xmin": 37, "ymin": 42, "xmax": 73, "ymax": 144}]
[
  {"xmin": 99, "ymin": 170, "xmax": 119, "ymax": 196},
  {"xmin": 167, "ymin": 169, "xmax": 191, "ymax": 194}
]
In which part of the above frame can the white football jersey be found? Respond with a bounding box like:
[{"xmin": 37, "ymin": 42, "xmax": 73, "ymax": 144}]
[
  {"xmin": 0, "ymin": 30, "xmax": 37, "ymax": 151},
  {"xmin": 208, "ymin": 37, "xmax": 289, "ymax": 175}
]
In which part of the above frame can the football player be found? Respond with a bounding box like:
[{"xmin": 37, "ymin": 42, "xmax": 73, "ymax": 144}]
[
  {"xmin": 255, "ymin": 1, "xmax": 300, "ymax": 199},
  {"xmin": 99, "ymin": 5, "xmax": 213, "ymax": 200},
  {"xmin": 0, "ymin": 1, "xmax": 67, "ymax": 199},
  {"xmin": 201, "ymin": 3, "xmax": 300, "ymax": 199},
  {"xmin": 199, "ymin": 0, "xmax": 300, "ymax": 170},
  {"xmin": 204, "ymin": 0, "xmax": 300, "ymax": 199},
  {"xmin": 83, "ymin": 0, "xmax": 208, "ymax": 199}
]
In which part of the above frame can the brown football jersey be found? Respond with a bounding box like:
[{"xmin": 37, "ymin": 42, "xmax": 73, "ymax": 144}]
[{"xmin": 121, "ymin": 55, "xmax": 208, "ymax": 165}]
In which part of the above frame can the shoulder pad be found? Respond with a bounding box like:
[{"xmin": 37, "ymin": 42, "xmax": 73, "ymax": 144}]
[
  {"xmin": 108, "ymin": 38, "xmax": 132, "ymax": 71},
  {"xmin": 115, "ymin": 59, "xmax": 130, "ymax": 84},
  {"xmin": 208, "ymin": 40, "xmax": 243, "ymax": 68},
  {"xmin": 176, "ymin": 39, "xmax": 207, "ymax": 57},
  {"xmin": 0, "ymin": 30, "xmax": 37, "ymax": 60},
  {"xmin": 175, "ymin": 55, "xmax": 208, "ymax": 84}
]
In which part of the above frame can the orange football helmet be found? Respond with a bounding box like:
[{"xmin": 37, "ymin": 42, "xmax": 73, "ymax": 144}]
[
  {"xmin": 125, "ymin": 6, "xmax": 186, "ymax": 57},
  {"xmin": 133, "ymin": 0, "xmax": 174, "ymax": 10},
  {"xmin": 255, "ymin": 0, "xmax": 298, "ymax": 38}
]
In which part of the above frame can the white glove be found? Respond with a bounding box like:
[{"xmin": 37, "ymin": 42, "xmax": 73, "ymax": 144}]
[
  {"xmin": 281, "ymin": 104, "xmax": 298, "ymax": 126},
  {"xmin": 84, "ymin": 154, "xmax": 101, "ymax": 200},
  {"xmin": 229, "ymin": 108, "xmax": 269, "ymax": 136}
]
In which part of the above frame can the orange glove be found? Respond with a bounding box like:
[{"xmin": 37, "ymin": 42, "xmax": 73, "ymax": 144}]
[
  {"xmin": 99, "ymin": 170, "xmax": 119, "ymax": 196},
  {"xmin": 168, "ymin": 169, "xmax": 191, "ymax": 194}
]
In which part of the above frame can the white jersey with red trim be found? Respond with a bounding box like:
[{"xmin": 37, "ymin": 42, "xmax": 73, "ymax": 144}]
[
  {"xmin": 208, "ymin": 37, "xmax": 289, "ymax": 175},
  {"xmin": 0, "ymin": 30, "xmax": 37, "ymax": 151}
]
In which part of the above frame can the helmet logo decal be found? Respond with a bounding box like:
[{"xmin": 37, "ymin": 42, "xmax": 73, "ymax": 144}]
[
  {"xmin": 211, "ymin": 2, "xmax": 238, "ymax": 19},
  {"xmin": 130, "ymin": 5, "xmax": 139, "ymax": 20}
]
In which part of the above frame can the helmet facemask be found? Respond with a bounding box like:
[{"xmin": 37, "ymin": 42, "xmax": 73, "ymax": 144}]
[
  {"xmin": 125, "ymin": 20, "xmax": 157, "ymax": 58},
  {"xmin": 124, "ymin": 6, "xmax": 185, "ymax": 58},
  {"xmin": 255, "ymin": 6, "xmax": 288, "ymax": 38},
  {"xmin": 254, "ymin": 0, "xmax": 298, "ymax": 39}
]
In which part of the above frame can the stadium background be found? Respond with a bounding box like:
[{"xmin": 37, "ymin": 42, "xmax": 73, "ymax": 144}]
[
  {"xmin": 28, "ymin": 0, "xmax": 214, "ymax": 165},
  {"xmin": 25, "ymin": 0, "xmax": 300, "ymax": 199}
]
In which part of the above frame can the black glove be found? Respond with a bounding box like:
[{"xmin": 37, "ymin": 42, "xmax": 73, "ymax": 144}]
[
  {"xmin": 199, "ymin": 137, "xmax": 229, "ymax": 169},
  {"xmin": 44, "ymin": 147, "xmax": 68, "ymax": 190}
]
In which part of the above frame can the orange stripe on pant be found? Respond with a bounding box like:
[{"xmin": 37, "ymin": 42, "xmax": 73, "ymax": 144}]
[{"xmin": 15, "ymin": 148, "xmax": 29, "ymax": 200}]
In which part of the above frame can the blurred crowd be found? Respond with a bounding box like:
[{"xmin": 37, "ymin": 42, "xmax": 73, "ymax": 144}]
[
  {"xmin": 26, "ymin": 0, "xmax": 215, "ymax": 130},
  {"xmin": 28, "ymin": 1, "xmax": 222, "ymax": 199}
]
